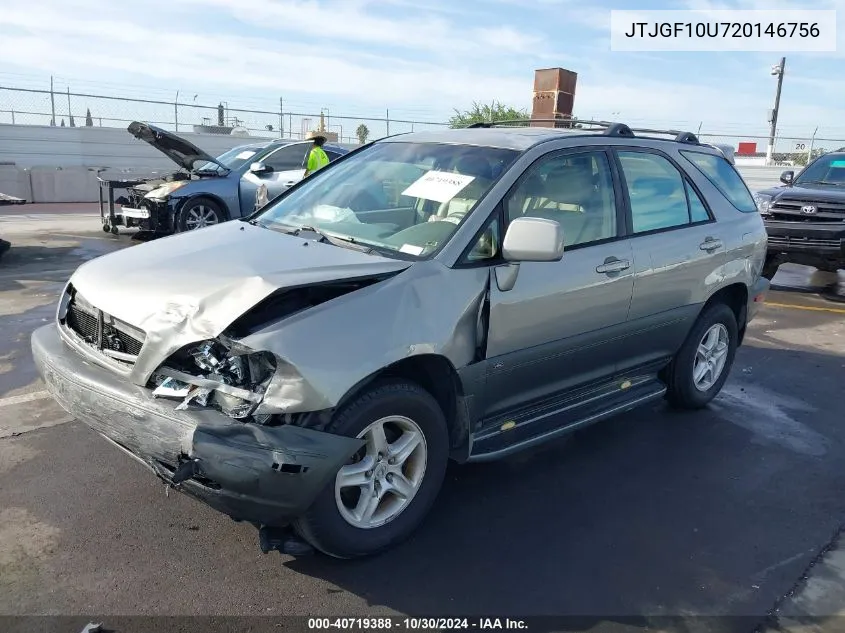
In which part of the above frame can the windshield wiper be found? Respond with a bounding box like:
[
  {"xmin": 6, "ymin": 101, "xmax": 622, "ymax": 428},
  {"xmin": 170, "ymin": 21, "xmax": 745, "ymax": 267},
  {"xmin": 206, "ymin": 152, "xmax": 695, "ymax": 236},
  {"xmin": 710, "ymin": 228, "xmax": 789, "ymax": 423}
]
[
  {"xmin": 797, "ymin": 180, "xmax": 845, "ymax": 186},
  {"xmin": 288, "ymin": 225, "xmax": 376, "ymax": 253},
  {"xmin": 251, "ymin": 221, "xmax": 396, "ymax": 256}
]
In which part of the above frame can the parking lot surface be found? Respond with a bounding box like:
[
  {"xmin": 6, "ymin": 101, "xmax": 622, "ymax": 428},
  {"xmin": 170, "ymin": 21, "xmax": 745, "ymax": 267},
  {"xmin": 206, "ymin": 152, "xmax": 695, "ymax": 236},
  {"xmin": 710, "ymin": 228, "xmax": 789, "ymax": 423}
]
[{"xmin": 2, "ymin": 207, "xmax": 845, "ymax": 631}]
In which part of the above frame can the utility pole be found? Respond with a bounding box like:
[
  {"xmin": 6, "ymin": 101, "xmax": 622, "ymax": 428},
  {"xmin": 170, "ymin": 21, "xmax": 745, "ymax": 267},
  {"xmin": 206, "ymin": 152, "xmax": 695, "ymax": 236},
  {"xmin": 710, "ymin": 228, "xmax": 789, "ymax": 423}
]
[
  {"xmin": 279, "ymin": 97, "xmax": 284, "ymax": 139},
  {"xmin": 766, "ymin": 57, "xmax": 786, "ymax": 166},
  {"xmin": 174, "ymin": 90, "xmax": 179, "ymax": 131},
  {"xmin": 386, "ymin": 109, "xmax": 390, "ymax": 136},
  {"xmin": 807, "ymin": 126, "xmax": 818, "ymax": 164}
]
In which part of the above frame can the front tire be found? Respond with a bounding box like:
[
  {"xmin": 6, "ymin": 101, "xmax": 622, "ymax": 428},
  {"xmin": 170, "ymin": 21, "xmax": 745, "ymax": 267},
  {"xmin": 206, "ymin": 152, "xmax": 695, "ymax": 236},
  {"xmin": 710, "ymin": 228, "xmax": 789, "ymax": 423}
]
[
  {"xmin": 294, "ymin": 380, "xmax": 449, "ymax": 559},
  {"xmin": 664, "ymin": 303, "xmax": 738, "ymax": 410},
  {"xmin": 176, "ymin": 198, "xmax": 224, "ymax": 232}
]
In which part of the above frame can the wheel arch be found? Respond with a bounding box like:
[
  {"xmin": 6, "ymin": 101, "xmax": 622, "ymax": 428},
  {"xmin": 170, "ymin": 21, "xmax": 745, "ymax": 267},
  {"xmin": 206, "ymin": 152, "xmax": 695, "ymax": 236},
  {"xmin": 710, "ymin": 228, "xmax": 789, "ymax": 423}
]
[
  {"xmin": 176, "ymin": 192, "xmax": 231, "ymax": 222},
  {"xmin": 334, "ymin": 354, "xmax": 470, "ymax": 462},
  {"xmin": 702, "ymin": 282, "xmax": 749, "ymax": 345}
]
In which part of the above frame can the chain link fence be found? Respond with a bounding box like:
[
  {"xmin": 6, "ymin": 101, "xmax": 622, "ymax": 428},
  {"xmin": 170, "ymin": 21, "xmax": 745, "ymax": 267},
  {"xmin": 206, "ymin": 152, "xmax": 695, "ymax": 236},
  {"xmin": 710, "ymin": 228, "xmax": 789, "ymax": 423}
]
[
  {"xmin": 698, "ymin": 133, "xmax": 845, "ymax": 166},
  {"xmin": 0, "ymin": 85, "xmax": 449, "ymax": 144},
  {"xmin": 3, "ymin": 84, "xmax": 845, "ymax": 162}
]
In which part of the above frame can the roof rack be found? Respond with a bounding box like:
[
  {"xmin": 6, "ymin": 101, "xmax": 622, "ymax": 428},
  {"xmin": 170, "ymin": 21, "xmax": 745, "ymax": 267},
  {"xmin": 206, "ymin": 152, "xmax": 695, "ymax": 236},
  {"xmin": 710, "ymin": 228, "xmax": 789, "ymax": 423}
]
[{"xmin": 463, "ymin": 119, "xmax": 700, "ymax": 144}]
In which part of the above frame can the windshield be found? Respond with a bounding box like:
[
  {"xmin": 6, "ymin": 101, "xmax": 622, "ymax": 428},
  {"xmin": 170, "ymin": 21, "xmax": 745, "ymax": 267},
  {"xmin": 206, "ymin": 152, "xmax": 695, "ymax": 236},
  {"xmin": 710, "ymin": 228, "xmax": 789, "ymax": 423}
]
[
  {"xmin": 795, "ymin": 154, "xmax": 845, "ymax": 185},
  {"xmin": 252, "ymin": 141, "xmax": 519, "ymax": 258},
  {"xmin": 195, "ymin": 144, "xmax": 270, "ymax": 172}
]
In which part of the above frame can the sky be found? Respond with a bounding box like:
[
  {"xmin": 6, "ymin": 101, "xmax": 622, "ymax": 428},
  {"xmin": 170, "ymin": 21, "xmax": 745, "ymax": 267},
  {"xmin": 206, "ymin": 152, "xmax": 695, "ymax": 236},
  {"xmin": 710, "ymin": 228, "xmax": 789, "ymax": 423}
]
[{"xmin": 1, "ymin": 0, "xmax": 845, "ymax": 144}]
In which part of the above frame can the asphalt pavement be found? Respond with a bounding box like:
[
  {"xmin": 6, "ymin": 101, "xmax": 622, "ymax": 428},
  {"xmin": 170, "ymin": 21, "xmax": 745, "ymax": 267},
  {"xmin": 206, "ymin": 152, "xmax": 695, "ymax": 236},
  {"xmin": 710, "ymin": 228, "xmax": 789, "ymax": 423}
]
[{"xmin": 2, "ymin": 206, "xmax": 845, "ymax": 632}]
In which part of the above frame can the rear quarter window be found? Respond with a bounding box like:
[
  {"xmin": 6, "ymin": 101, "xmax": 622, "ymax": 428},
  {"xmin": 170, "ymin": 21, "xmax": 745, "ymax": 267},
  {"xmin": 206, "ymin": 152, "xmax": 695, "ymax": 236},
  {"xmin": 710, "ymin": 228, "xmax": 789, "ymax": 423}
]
[{"xmin": 680, "ymin": 150, "xmax": 757, "ymax": 213}]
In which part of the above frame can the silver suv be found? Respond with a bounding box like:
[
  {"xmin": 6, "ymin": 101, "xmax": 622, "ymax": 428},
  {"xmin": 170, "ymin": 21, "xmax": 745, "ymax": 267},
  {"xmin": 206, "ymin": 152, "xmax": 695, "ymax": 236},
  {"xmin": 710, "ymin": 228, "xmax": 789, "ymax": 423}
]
[{"xmin": 32, "ymin": 121, "xmax": 770, "ymax": 558}]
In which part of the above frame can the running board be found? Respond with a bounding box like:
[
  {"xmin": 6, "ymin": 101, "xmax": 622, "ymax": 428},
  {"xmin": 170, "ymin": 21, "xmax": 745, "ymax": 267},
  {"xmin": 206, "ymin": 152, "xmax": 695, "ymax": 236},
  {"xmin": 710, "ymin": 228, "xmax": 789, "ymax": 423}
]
[{"xmin": 468, "ymin": 378, "xmax": 667, "ymax": 462}]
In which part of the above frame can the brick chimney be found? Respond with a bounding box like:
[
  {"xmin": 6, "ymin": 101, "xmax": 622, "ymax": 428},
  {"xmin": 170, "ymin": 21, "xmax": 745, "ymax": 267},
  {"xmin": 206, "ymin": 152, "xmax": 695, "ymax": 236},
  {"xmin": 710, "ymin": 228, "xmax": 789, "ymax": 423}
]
[{"xmin": 531, "ymin": 68, "xmax": 577, "ymax": 128}]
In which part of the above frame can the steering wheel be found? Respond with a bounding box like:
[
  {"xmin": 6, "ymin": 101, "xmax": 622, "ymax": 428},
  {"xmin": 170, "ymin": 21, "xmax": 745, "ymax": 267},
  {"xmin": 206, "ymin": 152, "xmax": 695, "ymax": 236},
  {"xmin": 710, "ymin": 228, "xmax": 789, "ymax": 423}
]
[{"xmin": 347, "ymin": 190, "xmax": 381, "ymax": 212}]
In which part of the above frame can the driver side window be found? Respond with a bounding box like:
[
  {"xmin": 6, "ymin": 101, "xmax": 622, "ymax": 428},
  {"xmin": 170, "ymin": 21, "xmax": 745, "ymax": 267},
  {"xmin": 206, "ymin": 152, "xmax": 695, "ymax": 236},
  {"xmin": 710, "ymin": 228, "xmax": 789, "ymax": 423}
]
[
  {"xmin": 263, "ymin": 144, "xmax": 309, "ymax": 171},
  {"xmin": 505, "ymin": 151, "xmax": 617, "ymax": 248}
]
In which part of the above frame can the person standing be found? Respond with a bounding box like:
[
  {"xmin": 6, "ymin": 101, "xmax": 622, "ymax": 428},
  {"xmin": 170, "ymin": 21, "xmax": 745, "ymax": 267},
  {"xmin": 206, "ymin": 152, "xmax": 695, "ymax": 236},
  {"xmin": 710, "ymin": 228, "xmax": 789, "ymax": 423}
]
[{"xmin": 304, "ymin": 134, "xmax": 330, "ymax": 177}]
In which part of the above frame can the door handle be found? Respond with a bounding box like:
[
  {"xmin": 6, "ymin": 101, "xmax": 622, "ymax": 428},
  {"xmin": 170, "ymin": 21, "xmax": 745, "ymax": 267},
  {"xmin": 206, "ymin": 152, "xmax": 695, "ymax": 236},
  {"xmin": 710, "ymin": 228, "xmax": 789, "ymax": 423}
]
[
  {"xmin": 699, "ymin": 238, "xmax": 723, "ymax": 252},
  {"xmin": 596, "ymin": 258, "xmax": 631, "ymax": 274}
]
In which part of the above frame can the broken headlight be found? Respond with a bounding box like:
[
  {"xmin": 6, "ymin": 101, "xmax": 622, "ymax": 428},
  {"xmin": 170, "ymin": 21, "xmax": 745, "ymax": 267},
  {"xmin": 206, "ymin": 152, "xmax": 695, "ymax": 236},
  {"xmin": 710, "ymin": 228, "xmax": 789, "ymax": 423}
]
[
  {"xmin": 152, "ymin": 339, "xmax": 276, "ymax": 423},
  {"xmin": 144, "ymin": 181, "xmax": 188, "ymax": 200}
]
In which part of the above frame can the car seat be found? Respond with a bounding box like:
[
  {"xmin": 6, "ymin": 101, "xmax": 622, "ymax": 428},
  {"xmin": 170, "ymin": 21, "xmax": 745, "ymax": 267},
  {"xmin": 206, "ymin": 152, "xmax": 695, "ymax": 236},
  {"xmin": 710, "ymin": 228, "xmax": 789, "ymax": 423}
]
[
  {"xmin": 432, "ymin": 155, "xmax": 494, "ymax": 222},
  {"xmin": 523, "ymin": 162, "xmax": 601, "ymax": 246}
]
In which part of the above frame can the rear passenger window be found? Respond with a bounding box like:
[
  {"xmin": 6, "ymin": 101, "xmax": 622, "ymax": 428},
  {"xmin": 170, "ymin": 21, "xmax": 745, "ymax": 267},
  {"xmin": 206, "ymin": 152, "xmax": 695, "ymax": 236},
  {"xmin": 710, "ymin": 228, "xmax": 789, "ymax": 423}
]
[
  {"xmin": 680, "ymin": 150, "xmax": 757, "ymax": 213},
  {"xmin": 618, "ymin": 151, "xmax": 694, "ymax": 233}
]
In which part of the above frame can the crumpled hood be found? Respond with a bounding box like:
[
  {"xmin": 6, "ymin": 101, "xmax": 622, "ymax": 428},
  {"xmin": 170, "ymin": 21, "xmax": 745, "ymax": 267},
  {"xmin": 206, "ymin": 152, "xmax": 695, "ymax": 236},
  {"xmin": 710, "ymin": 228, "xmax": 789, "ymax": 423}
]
[{"xmin": 69, "ymin": 221, "xmax": 412, "ymax": 339}]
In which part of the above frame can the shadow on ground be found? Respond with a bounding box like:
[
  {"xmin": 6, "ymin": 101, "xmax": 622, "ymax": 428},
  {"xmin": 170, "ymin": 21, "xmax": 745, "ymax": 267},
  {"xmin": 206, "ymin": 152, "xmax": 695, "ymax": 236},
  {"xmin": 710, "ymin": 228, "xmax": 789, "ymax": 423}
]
[{"xmin": 281, "ymin": 343, "xmax": 844, "ymax": 627}]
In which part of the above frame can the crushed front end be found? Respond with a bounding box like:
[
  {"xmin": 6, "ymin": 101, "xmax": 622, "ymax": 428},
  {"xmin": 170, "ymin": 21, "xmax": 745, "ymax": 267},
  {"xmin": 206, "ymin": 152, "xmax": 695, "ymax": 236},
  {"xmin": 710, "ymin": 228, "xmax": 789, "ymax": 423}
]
[
  {"xmin": 114, "ymin": 179, "xmax": 187, "ymax": 233},
  {"xmin": 31, "ymin": 283, "xmax": 365, "ymax": 527}
]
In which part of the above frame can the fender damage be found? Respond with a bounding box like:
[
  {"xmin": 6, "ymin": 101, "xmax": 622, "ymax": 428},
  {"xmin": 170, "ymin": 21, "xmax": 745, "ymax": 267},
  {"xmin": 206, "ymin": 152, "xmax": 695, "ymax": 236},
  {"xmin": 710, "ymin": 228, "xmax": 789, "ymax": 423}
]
[{"xmin": 34, "ymin": 220, "xmax": 491, "ymax": 526}]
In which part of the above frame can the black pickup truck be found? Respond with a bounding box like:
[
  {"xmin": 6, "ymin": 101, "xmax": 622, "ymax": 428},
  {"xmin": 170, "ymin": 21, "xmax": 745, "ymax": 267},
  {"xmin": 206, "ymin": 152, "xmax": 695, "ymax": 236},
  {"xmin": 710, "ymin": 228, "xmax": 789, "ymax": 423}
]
[{"xmin": 754, "ymin": 150, "xmax": 845, "ymax": 279}]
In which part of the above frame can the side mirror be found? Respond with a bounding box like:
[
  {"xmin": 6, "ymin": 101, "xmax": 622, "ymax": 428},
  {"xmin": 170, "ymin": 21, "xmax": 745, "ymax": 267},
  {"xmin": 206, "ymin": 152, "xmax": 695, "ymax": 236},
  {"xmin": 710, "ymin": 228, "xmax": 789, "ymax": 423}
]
[
  {"xmin": 502, "ymin": 217, "xmax": 564, "ymax": 262},
  {"xmin": 250, "ymin": 161, "xmax": 272, "ymax": 175},
  {"xmin": 780, "ymin": 170, "xmax": 794, "ymax": 185}
]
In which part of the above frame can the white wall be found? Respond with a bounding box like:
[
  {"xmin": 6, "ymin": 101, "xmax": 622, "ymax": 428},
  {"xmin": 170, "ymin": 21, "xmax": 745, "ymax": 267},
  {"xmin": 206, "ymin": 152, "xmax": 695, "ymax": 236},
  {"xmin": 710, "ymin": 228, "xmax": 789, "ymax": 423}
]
[
  {"xmin": 0, "ymin": 123, "xmax": 278, "ymax": 202},
  {"xmin": 735, "ymin": 165, "xmax": 785, "ymax": 192},
  {"xmin": 0, "ymin": 123, "xmax": 275, "ymax": 170}
]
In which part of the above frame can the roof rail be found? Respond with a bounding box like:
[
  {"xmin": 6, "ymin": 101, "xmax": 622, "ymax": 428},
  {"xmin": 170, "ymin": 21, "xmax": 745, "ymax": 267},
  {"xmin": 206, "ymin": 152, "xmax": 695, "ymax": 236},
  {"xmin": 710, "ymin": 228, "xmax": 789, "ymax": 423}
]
[
  {"xmin": 604, "ymin": 123, "xmax": 634, "ymax": 137},
  {"xmin": 462, "ymin": 119, "xmax": 701, "ymax": 144},
  {"xmin": 465, "ymin": 118, "xmax": 614, "ymax": 130}
]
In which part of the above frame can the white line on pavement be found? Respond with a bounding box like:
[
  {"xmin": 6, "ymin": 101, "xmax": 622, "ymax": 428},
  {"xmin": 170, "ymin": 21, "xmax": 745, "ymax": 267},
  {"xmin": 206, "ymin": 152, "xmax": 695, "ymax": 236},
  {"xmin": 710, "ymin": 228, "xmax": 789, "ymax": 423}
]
[
  {"xmin": 0, "ymin": 390, "xmax": 52, "ymax": 408},
  {"xmin": 0, "ymin": 267, "xmax": 74, "ymax": 280}
]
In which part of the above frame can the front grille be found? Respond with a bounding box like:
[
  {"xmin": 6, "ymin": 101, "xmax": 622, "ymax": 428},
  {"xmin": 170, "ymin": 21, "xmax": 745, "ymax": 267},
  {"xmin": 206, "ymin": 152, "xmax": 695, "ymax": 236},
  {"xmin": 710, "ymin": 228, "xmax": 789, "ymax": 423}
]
[
  {"xmin": 770, "ymin": 198, "xmax": 845, "ymax": 223},
  {"xmin": 63, "ymin": 288, "xmax": 146, "ymax": 363},
  {"xmin": 767, "ymin": 235, "xmax": 842, "ymax": 249}
]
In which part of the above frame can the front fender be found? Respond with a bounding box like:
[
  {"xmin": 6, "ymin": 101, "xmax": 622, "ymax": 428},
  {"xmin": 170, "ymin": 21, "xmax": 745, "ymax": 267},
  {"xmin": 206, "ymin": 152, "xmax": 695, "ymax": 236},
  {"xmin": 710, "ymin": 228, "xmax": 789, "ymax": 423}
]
[{"xmin": 238, "ymin": 261, "xmax": 490, "ymax": 415}]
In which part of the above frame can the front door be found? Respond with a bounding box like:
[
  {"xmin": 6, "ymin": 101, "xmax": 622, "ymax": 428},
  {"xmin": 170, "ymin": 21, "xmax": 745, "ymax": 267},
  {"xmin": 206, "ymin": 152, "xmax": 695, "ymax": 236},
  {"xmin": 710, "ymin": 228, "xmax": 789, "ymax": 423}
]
[
  {"xmin": 482, "ymin": 148, "xmax": 634, "ymax": 419},
  {"xmin": 239, "ymin": 143, "xmax": 310, "ymax": 214}
]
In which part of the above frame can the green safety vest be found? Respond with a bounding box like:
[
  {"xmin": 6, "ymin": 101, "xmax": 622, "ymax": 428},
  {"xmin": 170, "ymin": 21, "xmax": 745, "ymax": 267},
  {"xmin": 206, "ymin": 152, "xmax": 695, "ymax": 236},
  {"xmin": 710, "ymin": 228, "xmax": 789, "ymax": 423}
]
[{"xmin": 306, "ymin": 146, "xmax": 329, "ymax": 174}]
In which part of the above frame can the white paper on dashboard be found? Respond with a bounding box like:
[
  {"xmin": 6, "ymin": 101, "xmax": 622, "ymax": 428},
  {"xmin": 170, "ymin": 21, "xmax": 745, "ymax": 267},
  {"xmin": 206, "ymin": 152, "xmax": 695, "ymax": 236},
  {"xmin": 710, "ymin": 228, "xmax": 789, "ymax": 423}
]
[
  {"xmin": 401, "ymin": 170, "xmax": 475, "ymax": 203},
  {"xmin": 399, "ymin": 244, "xmax": 424, "ymax": 255}
]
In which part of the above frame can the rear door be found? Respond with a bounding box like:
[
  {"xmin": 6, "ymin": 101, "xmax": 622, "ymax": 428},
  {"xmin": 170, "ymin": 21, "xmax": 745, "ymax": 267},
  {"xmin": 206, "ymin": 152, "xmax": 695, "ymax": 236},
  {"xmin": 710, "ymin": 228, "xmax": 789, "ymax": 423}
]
[{"xmin": 612, "ymin": 147, "xmax": 727, "ymax": 373}]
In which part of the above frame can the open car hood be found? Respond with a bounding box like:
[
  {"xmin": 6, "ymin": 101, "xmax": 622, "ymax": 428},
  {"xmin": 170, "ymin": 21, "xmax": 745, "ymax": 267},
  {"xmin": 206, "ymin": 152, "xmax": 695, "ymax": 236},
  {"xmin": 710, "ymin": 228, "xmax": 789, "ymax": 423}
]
[{"xmin": 127, "ymin": 121, "xmax": 227, "ymax": 172}]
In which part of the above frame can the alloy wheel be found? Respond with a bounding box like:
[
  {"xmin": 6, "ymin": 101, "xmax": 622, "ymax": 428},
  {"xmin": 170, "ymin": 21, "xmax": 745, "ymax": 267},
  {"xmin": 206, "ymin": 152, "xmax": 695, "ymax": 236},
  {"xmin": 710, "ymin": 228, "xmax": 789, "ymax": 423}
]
[
  {"xmin": 693, "ymin": 323, "xmax": 730, "ymax": 392},
  {"xmin": 184, "ymin": 205, "xmax": 220, "ymax": 230},
  {"xmin": 334, "ymin": 415, "xmax": 428, "ymax": 529}
]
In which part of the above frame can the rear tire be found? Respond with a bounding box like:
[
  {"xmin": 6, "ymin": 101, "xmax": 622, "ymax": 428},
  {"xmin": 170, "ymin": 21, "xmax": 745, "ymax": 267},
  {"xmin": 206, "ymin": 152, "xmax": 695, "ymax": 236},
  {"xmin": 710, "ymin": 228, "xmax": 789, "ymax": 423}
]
[
  {"xmin": 294, "ymin": 380, "xmax": 449, "ymax": 559},
  {"xmin": 664, "ymin": 303, "xmax": 738, "ymax": 410}
]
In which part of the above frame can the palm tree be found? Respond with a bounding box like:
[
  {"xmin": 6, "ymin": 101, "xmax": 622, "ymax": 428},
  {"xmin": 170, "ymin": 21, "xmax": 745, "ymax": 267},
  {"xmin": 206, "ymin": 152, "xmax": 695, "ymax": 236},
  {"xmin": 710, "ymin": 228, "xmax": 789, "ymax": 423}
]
[{"xmin": 356, "ymin": 124, "xmax": 370, "ymax": 145}]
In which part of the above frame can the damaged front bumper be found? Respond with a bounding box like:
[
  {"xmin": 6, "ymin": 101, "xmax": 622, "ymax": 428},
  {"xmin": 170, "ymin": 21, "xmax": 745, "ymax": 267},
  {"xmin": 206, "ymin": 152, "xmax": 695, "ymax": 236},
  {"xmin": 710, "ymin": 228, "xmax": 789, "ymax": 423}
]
[{"xmin": 32, "ymin": 323, "xmax": 363, "ymax": 526}]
